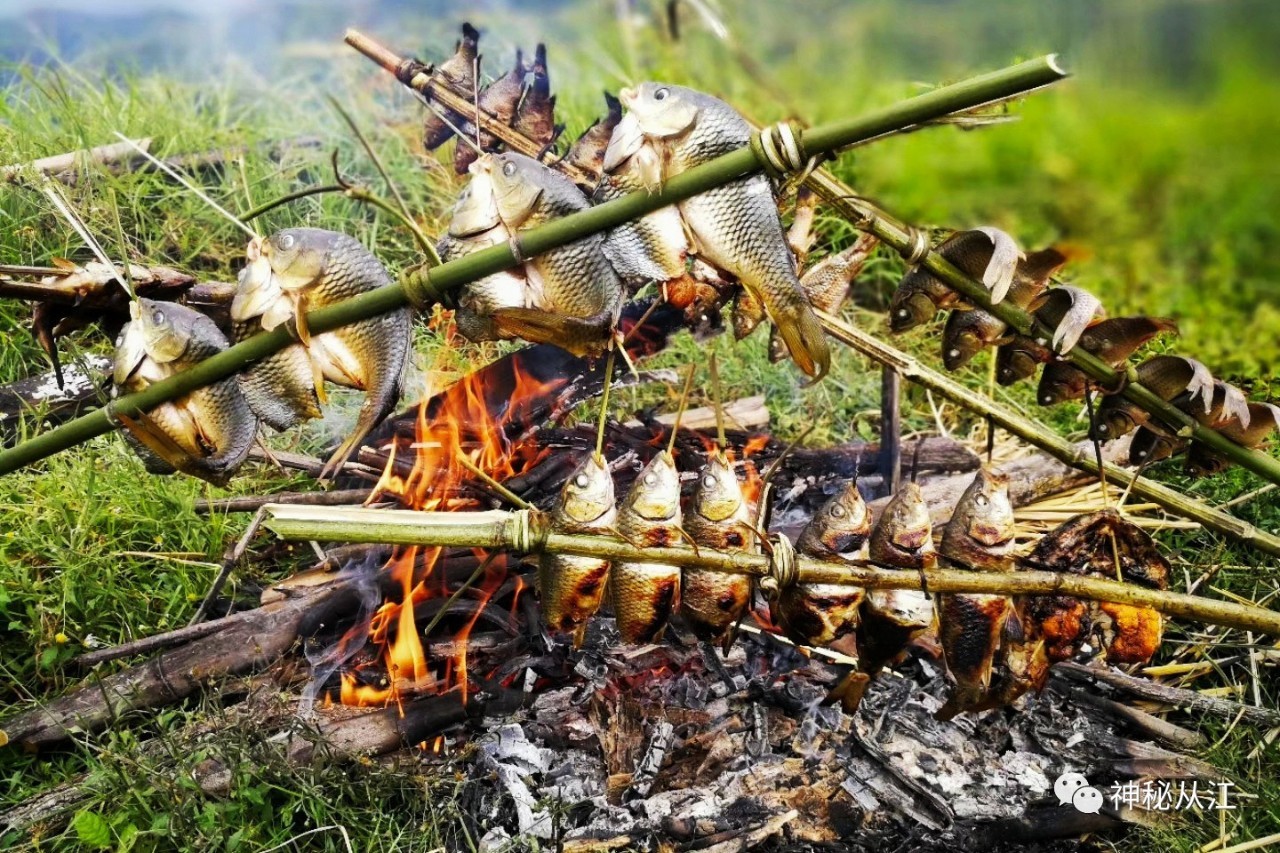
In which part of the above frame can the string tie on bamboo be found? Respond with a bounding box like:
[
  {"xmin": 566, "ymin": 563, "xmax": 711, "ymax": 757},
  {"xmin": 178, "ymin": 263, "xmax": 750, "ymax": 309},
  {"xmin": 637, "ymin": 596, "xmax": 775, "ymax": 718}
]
[
  {"xmin": 751, "ymin": 121, "xmax": 810, "ymax": 180},
  {"xmin": 760, "ymin": 533, "xmax": 798, "ymax": 599},
  {"xmin": 901, "ymin": 226, "xmax": 931, "ymax": 265},
  {"xmin": 400, "ymin": 264, "xmax": 452, "ymax": 310},
  {"xmin": 508, "ymin": 508, "xmax": 549, "ymax": 554}
]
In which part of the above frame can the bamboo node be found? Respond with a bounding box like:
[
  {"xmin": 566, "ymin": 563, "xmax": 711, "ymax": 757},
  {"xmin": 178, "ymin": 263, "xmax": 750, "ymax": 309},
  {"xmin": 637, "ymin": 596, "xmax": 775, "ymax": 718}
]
[{"xmin": 760, "ymin": 534, "xmax": 798, "ymax": 599}]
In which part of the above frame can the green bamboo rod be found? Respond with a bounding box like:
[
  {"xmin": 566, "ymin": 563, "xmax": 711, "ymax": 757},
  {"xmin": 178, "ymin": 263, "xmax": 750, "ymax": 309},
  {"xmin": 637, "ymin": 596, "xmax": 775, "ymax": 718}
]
[
  {"xmin": 800, "ymin": 170, "xmax": 1280, "ymax": 487},
  {"xmin": 261, "ymin": 505, "xmax": 1280, "ymax": 637},
  {"xmin": 0, "ymin": 55, "xmax": 1068, "ymax": 478},
  {"xmin": 817, "ymin": 311, "xmax": 1280, "ymax": 557}
]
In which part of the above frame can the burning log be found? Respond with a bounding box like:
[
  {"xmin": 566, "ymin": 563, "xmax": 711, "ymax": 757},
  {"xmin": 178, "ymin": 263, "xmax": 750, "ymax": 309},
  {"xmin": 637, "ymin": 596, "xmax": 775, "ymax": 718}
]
[{"xmin": 0, "ymin": 355, "xmax": 111, "ymax": 440}]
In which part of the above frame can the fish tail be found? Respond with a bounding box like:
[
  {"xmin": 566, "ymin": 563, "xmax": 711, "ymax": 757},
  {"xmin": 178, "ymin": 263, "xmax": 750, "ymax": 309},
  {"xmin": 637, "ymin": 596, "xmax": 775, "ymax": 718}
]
[{"xmin": 771, "ymin": 300, "xmax": 830, "ymax": 380}]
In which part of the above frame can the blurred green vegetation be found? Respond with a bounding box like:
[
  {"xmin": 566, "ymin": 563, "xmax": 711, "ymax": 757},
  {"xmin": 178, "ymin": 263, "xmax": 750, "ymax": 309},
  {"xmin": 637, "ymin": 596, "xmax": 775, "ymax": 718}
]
[{"xmin": 0, "ymin": 1, "xmax": 1277, "ymax": 850}]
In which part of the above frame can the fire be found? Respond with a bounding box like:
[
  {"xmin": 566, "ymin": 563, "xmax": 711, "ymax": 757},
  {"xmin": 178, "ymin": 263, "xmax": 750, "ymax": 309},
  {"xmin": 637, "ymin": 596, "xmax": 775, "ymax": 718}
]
[{"xmin": 337, "ymin": 360, "xmax": 563, "ymax": 708}]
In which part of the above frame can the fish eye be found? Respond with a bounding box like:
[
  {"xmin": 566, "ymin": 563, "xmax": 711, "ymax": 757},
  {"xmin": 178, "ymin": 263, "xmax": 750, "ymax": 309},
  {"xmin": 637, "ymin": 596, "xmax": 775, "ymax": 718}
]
[
  {"xmin": 702, "ymin": 474, "xmax": 717, "ymax": 489},
  {"xmin": 830, "ymin": 504, "xmax": 845, "ymax": 518},
  {"xmin": 654, "ymin": 87, "xmax": 669, "ymax": 101},
  {"xmin": 152, "ymin": 310, "xmax": 165, "ymax": 325},
  {"xmin": 897, "ymin": 309, "xmax": 909, "ymax": 318},
  {"xmin": 574, "ymin": 473, "xmax": 590, "ymax": 488},
  {"xmin": 502, "ymin": 160, "xmax": 517, "ymax": 177},
  {"xmin": 643, "ymin": 472, "xmax": 657, "ymax": 486},
  {"xmin": 948, "ymin": 349, "xmax": 960, "ymax": 359},
  {"xmin": 1097, "ymin": 423, "xmax": 1110, "ymax": 434},
  {"xmin": 278, "ymin": 233, "xmax": 295, "ymax": 250},
  {"xmin": 975, "ymin": 494, "xmax": 988, "ymax": 506}
]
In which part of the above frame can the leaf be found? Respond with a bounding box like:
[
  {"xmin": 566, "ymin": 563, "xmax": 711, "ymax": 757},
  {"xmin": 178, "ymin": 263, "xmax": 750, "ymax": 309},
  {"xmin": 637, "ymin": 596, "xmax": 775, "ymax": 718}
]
[{"xmin": 72, "ymin": 810, "xmax": 112, "ymax": 849}]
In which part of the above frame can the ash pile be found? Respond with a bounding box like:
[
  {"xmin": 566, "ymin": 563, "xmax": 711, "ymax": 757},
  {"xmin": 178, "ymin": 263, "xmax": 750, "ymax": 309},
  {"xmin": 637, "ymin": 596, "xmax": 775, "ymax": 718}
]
[{"xmin": 437, "ymin": 621, "xmax": 1197, "ymax": 852}]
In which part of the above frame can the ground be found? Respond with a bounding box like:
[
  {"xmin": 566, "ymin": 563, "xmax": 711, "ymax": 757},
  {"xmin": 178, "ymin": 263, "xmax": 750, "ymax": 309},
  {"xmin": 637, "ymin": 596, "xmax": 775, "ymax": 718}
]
[{"xmin": 0, "ymin": 1, "xmax": 1277, "ymax": 850}]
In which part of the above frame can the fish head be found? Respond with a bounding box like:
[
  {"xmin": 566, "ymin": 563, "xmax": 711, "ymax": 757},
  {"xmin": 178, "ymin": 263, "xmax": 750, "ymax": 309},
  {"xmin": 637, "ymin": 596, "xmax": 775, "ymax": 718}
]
[
  {"xmin": 693, "ymin": 452, "xmax": 745, "ymax": 523},
  {"xmin": 130, "ymin": 298, "xmax": 194, "ymax": 365},
  {"xmin": 954, "ymin": 468, "xmax": 1014, "ymax": 547},
  {"xmin": 625, "ymin": 449, "xmax": 681, "ymax": 521},
  {"xmin": 809, "ymin": 481, "xmax": 871, "ymax": 556},
  {"xmin": 112, "ymin": 310, "xmax": 149, "ymax": 385},
  {"xmin": 559, "ymin": 452, "xmax": 616, "ymax": 526},
  {"xmin": 888, "ymin": 288, "xmax": 937, "ymax": 332},
  {"xmin": 1091, "ymin": 399, "xmax": 1141, "ymax": 442},
  {"xmin": 942, "ymin": 313, "xmax": 986, "ymax": 370},
  {"xmin": 878, "ymin": 482, "xmax": 934, "ymax": 556},
  {"xmin": 996, "ymin": 337, "xmax": 1047, "ymax": 386},
  {"xmin": 487, "ymin": 153, "xmax": 547, "ymax": 230},
  {"xmin": 449, "ymin": 159, "xmax": 503, "ymax": 238},
  {"xmin": 263, "ymin": 229, "xmax": 329, "ymax": 292},
  {"xmin": 1037, "ymin": 362, "xmax": 1080, "ymax": 406},
  {"xmin": 619, "ymin": 83, "xmax": 700, "ymax": 141}
]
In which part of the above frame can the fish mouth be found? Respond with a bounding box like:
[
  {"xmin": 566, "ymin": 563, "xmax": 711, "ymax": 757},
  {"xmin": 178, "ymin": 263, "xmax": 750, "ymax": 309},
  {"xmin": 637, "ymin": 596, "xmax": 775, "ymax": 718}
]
[{"xmin": 969, "ymin": 522, "xmax": 1012, "ymax": 547}]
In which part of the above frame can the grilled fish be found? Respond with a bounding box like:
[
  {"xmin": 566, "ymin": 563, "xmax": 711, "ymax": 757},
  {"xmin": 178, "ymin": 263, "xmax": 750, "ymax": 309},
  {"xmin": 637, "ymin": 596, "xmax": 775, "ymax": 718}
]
[
  {"xmin": 447, "ymin": 153, "xmax": 624, "ymax": 356},
  {"xmin": 1091, "ymin": 355, "xmax": 1213, "ymax": 441},
  {"xmin": 607, "ymin": 82, "xmax": 829, "ymax": 379},
  {"xmin": 422, "ymin": 23, "xmax": 481, "ymax": 150},
  {"xmin": 774, "ymin": 480, "xmax": 870, "ymax": 647},
  {"xmin": 853, "ymin": 482, "xmax": 937, "ymax": 698},
  {"xmin": 563, "ymin": 92, "xmax": 622, "ymax": 189},
  {"xmin": 539, "ymin": 452, "xmax": 617, "ymax": 646},
  {"xmin": 1186, "ymin": 399, "xmax": 1279, "ymax": 476},
  {"xmin": 1024, "ymin": 509, "xmax": 1169, "ymax": 666},
  {"xmin": 996, "ymin": 334, "xmax": 1052, "ymax": 386},
  {"xmin": 113, "ymin": 298, "xmax": 257, "ymax": 485},
  {"xmin": 940, "ymin": 247, "xmax": 1063, "ymax": 370},
  {"xmin": 611, "ymin": 450, "xmax": 683, "ymax": 643},
  {"xmin": 1036, "ymin": 316, "xmax": 1178, "ymax": 406},
  {"xmin": 681, "ymin": 452, "xmax": 755, "ymax": 649},
  {"xmin": 936, "ymin": 468, "xmax": 1016, "ymax": 719},
  {"xmin": 768, "ymin": 234, "xmax": 877, "ymax": 363},
  {"xmin": 232, "ymin": 228, "xmax": 410, "ymax": 478},
  {"xmin": 512, "ymin": 44, "xmax": 557, "ymax": 152}
]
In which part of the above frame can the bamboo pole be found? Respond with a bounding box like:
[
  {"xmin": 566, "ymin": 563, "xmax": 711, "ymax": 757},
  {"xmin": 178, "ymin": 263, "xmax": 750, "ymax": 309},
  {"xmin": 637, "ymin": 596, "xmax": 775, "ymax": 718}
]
[
  {"xmin": 798, "ymin": 168, "xmax": 1280, "ymax": 486},
  {"xmin": 0, "ymin": 55, "xmax": 1068, "ymax": 478},
  {"xmin": 817, "ymin": 312, "xmax": 1280, "ymax": 557},
  {"xmin": 261, "ymin": 505, "xmax": 1280, "ymax": 637}
]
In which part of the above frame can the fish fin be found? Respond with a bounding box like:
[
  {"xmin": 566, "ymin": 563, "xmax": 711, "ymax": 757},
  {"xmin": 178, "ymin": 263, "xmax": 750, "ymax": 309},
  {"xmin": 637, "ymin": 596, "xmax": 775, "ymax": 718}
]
[
  {"xmin": 974, "ymin": 227, "xmax": 1022, "ymax": 304},
  {"xmin": 489, "ymin": 307, "xmax": 613, "ymax": 356},
  {"xmin": 1018, "ymin": 246, "xmax": 1069, "ymax": 283},
  {"xmin": 118, "ymin": 411, "xmax": 198, "ymax": 474},
  {"xmin": 291, "ymin": 292, "xmax": 312, "ymax": 346},
  {"xmin": 310, "ymin": 353, "xmax": 330, "ymax": 406},
  {"xmin": 768, "ymin": 300, "xmax": 830, "ymax": 381}
]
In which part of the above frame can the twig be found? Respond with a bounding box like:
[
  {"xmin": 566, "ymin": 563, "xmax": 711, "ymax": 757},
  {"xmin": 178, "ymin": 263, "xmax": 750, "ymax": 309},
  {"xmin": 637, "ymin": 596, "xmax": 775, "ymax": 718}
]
[
  {"xmin": 194, "ymin": 488, "xmax": 375, "ymax": 515},
  {"xmin": 1054, "ymin": 660, "xmax": 1280, "ymax": 726},
  {"xmin": 262, "ymin": 505, "xmax": 1280, "ymax": 637}
]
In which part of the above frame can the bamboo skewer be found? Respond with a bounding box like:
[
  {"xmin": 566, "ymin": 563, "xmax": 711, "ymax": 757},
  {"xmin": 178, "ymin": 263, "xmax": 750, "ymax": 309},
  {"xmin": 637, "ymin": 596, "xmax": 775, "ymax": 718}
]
[
  {"xmin": 798, "ymin": 168, "xmax": 1280, "ymax": 487},
  {"xmin": 817, "ymin": 312, "xmax": 1280, "ymax": 557},
  {"xmin": 262, "ymin": 505, "xmax": 1280, "ymax": 637},
  {"xmin": 0, "ymin": 54, "xmax": 1068, "ymax": 478}
]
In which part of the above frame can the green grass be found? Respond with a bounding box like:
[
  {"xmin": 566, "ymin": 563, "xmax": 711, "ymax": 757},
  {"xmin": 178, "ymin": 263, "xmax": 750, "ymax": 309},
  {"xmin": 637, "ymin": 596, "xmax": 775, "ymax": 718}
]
[{"xmin": 1, "ymin": 1, "xmax": 1278, "ymax": 850}]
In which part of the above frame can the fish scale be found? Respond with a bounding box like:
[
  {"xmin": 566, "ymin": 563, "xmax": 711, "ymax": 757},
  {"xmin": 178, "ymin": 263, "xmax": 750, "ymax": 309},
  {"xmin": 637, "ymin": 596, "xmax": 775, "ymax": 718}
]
[
  {"xmin": 610, "ymin": 451, "xmax": 683, "ymax": 644},
  {"xmin": 114, "ymin": 299, "xmax": 257, "ymax": 484},
  {"xmin": 604, "ymin": 83, "xmax": 829, "ymax": 378},
  {"xmin": 681, "ymin": 454, "xmax": 755, "ymax": 647},
  {"xmin": 234, "ymin": 229, "xmax": 410, "ymax": 474},
  {"xmin": 539, "ymin": 453, "xmax": 617, "ymax": 646}
]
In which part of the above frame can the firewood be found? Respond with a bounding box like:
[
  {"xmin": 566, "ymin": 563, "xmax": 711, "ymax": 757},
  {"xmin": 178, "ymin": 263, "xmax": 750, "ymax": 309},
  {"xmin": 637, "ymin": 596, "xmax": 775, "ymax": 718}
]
[{"xmin": 1055, "ymin": 660, "xmax": 1280, "ymax": 726}]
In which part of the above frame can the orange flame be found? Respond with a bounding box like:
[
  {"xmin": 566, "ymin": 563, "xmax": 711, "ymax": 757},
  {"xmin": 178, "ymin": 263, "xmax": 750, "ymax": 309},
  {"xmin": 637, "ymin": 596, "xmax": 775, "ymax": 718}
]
[{"xmin": 337, "ymin": 360, "xmax": 562, "ymax": 707}]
